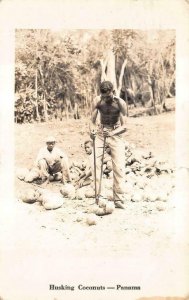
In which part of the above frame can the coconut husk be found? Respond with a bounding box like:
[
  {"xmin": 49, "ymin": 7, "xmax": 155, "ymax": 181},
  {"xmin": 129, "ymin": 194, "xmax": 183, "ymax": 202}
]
[{"xmin": 60, "ymin": 183, "xmax": 75, "ymax": 199}]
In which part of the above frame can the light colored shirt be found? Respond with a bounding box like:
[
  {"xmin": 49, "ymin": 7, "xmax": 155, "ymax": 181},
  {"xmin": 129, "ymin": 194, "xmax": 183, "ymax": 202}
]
[{"xmin": 35, "ymin": 146, "xmax": 67, "ymax": 167}]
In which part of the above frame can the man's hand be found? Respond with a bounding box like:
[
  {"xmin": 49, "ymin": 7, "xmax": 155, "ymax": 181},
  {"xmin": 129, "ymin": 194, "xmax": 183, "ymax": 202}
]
[
  {"xmin": 78, "ymin": 178, "xmax": 84, "ymax": 188},
  {"xmin": 103, "ymin": 129, "xmax": 113, "ymax": 138},
  {"xmin": 41, "ymin": 176, "xmax": 50, "ymax": 187}
]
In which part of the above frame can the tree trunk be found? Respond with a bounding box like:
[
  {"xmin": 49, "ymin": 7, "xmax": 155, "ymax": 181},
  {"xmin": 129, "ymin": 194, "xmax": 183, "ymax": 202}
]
[
  {"xmin": 123, "ymin": 75, "xmax": 129, "ymax": 116},
  {"xmin": 106, "ymin": 50, "xmax": 117, "ymax": 91},
  {"xmin": 99, "ymin": 49, "xmax": 126, "ymax": 101},
  {"xmin": 117, "ymin": 59, "xmax": 127, "ymax": 96},
  {"xmin": 100, "ymin": 59, "xmax": 108, "ymax": 82},
  {"xmin": 35, "ymin": 69, "xmax": 39, "ymax": 120},
  {"xmin": 147, "ymin": 75, "xmax": 156, "ymax": 111},
  {"xmin": 43, "ymin": 92, "xmax": 48, "ymax": 121}
]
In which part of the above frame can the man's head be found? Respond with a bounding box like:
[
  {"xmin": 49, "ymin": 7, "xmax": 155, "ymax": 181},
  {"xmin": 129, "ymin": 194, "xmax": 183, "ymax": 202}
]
[
  {"xmin": 84, "ymin": 140, "xmax": 93, "ymax": 155},
  {"xmin": 100, "ymin": 81, "xmax": 114, "ymax": 103},
  {"xmin": 106, "ymin": 146, "xmax": 111, "ymax": 155},
  {"xmin": 46, "ymin": 136, "xmax": 56, "ymax": 151}
]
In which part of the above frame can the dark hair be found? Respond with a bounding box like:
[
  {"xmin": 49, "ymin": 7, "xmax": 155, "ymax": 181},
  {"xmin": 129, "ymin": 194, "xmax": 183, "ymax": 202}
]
[
  {"xmin": 84, "ymin": 140, "xmax": 92, "ymax": 147},
  {"xmin": 100, "ymin": 81, "xmax": 113, "ymax": 94}
]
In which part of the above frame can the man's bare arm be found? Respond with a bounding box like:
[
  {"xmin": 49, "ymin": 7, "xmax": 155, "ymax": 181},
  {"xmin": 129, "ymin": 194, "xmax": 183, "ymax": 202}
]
[
  {"xmin": 114, "ymin": 97, "xmax": 127, "ymax": 116},
  {"xmin": 89, "ymin": 107, "xmax": 98, "ymax": 136}
]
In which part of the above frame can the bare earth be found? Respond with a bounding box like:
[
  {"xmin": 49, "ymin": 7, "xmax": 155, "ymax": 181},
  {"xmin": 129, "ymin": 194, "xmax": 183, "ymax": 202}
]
[{"xmin": 1, "ymin": 104, "xmax": 189, "ymax": 300}]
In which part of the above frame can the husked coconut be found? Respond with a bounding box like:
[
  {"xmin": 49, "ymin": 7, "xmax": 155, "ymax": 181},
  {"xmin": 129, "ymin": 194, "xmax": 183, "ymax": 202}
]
[
  {"xmin": 70, "ymin": 172, "xmax": 79, "ymax": 181},
  {"xmin": 124, "ymin": 194, "xmax": 131, "ymax": 202},
  {"xmin": 149, "ymin": 193, "xmax": 158, "ymax": 202},
  {"xmin": 91, "ymin": 204, "xmax": 99, "ymax": 214},
  {"xmin": 25, "ymin": 168, "xmax": 40, "ymax": 183},
  {"xmin": 76, "ymin": 188, "xmax": 85, "ymax": 200},
  {"xmin": 16, "ymin": 168, "xmax": 30, "ymax": 180},
  {"xmin": 75, "ymin": 212, "xmax": 85, "ymax": 222},
  {"xmin": 60, "ymin": 183, "xmax": 75, "ymax": 199},
  {"xmin": 34, "ymin": 189, "xmax": 41, "ymax": 200},
  {"xmin": 156, "ymin": 203, "xmax": 166, "ymax": 211},
  {"xmin": 145, "ymin": 189, "xmax": 156, "ymax": 202},
  {"xmin": 85, "ymin": 188, "xmax": 95, "ymax": 198},
  {"xmin": 103, "ymin": 179, "xmax": 113, "ymax": 190},
  {"xmin": 157, "ymin": 191, "xmax": 168, "ymax": 202},
  {"xmin": 18, "ymin": 188, "xmax": 37, "ymax": 204},
  {"xmin": 98, "ymin": 197, "xmax": 107, "ymax": 208},
  {"xmin": 105, "ymin": 202, "xmax": 115, "ymax": 214},
  {"xmin": 95, "ymin": 207, "xmax": 107, "ymax": 216},
  {"xmin": 86, "ymin": 214, "xmax": 97, "ymax": 225},
  {"xmin": 41, "ymin": 190, "xmax": 64, "ymax": 210},
  {"xmin": 132, "ymin": 190, "xmax": 143, "ymax": 202},
  {"xmin": 124, "ymin": 182, "xmax": 134, "ymax": 194},
  {"xmin": 136, "ymin": 178, "xmax": 146, "ymax": 189},
  {"xmin": 101, "ymin": 189, "xmax": 113, "ymax": 200}
]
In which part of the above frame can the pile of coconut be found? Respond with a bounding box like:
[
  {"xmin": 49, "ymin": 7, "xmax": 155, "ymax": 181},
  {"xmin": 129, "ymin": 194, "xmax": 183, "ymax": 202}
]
[
  {"xmin": 17, "ymin": 187, "xmax": 64, "ymax": 210},
  {"xmin": 16, "ymin": 141, "xmax": 175, "ymax": 225},
  {"xmin": 68, "ymin": 141, "xmax": 175, "ymax": 202}
]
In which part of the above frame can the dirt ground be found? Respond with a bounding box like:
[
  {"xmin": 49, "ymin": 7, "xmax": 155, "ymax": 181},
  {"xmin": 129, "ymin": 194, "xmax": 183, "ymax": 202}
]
[{"xmin": 1, "ymin": 100, "xmax": 189, "ymax": 300}]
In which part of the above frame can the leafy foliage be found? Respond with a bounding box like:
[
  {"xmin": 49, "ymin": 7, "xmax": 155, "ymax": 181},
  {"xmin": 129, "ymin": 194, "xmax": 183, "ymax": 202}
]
[{"xmin": 15, "ymin": 29, "xmax": 175, "ymax": 123}]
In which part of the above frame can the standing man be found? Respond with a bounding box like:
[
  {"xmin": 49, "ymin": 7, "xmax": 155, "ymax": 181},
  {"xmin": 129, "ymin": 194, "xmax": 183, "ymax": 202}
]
[{"xmin": 90, "ymin": 81, "xmax": 127, "ymax": 209}]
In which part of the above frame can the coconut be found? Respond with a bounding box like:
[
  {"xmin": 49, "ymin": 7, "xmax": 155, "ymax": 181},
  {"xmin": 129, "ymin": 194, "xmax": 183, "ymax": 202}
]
[
  {"xmin": 98, "ymin": 197, "xmax": 107, "ymax": 208},
  {"xmin": 156, "ymin": 203, "xmax": 166, "ymax": 211},
  {"xmin": 75, "ymin": 212, "xmax": 85, "ymax": 222},
  {"xmin": 34, "ymin": 189, "xmax": 41, "ymax": 200},
  {"xmin": 101, "ymin": 189, "xmax": 113, "ymax": 200},
  {"xmin": 90, "ymin": 204, "xmax": 99, "ymax": 214},
  {"xmin": 95, "ymin": 207, "xmax": 107, "ymax": 216},
  {"xmin": 18, "ymin": 188, "xmax": 37, "ymax": 204},
  {"xmin": 25, "ymin": 168, "xmax": 40, "ymax": 183},
  {"xmin": 136, "ymin": 178, "xmax": 146, "ymax": 189},
  {"xmin": 157, "ymin": 191, "xmax": 168, "ymax": 202},
  {"xmin": 70, "ymin": 172, "xmax": 79, "ymax": 182},
  {"xmin": 85, "ymin": 188, "xmax": 95, "ymax": 198},
  {"xmin": 103, "ymin": 179, "xmax": 113, "ymax": 190},
  {"xmin": 105, "ymin": 201, "xmax": 115, "ymax": 214},
  {"xmin": 86, "ymin": 214, "xmax": 97, "ymax": 225},
  {"xmin": 16, "ymin": 167, "xmax": 29, "ymax": 180},
  {"xmin": 76, "ymin": 188, "xmax": 86, "ymax": 200},
  {"xmin": 41, "ymin": 190, "xmax": 64, "ymax": 210},
  {"xmin": 124, "ymin": 193, "xmax": 132, "ymax": 202},
  {"xmin": 132, "ymin": 190, "xmax": 143, "ymax": 202},
  {"xmin": 124, "ymin": 182, "xmax": 134, "ymax": 195},
  {"xmin": 144, "ymin": 189, "xmax": 157, "ymax": 202},
  {"xmin": 60, "ymin": 183, "xmax": 75, "ymax": 199},
  {"xmin": 43, "ymin": 198, "xmax": 63, "ymax": 210}
]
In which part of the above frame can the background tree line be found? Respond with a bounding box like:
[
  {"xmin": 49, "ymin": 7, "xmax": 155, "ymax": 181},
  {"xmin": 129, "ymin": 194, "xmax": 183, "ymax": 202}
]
[{"xmin": 15, "ymin": 29, "xmax": 175, "ymax": 123}]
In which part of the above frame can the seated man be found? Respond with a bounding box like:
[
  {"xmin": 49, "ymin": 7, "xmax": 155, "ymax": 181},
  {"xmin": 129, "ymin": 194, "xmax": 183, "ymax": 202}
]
[
  {"xmin": 76, "ymin": 141, "xmax": 112, "ymax": 188},
  {"xmin": 25, "ymin": 136, "xmax": 71, "ymax": 185},
  {"xmin": 76, "ymin": 140, "xmax": 93, "ymax": 188}
]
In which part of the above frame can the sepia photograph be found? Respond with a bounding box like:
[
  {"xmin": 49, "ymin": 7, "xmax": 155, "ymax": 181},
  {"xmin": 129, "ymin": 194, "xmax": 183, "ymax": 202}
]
[{"xmin": 0, "ymin": 1, "xmax": 189, "ymax": 300}]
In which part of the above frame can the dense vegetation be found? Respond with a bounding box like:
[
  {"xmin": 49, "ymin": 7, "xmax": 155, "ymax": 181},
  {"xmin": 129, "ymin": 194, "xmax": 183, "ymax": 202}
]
[{"xmin": 15, "ymin": 29, "xmax": 175, "ymax": 123}]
